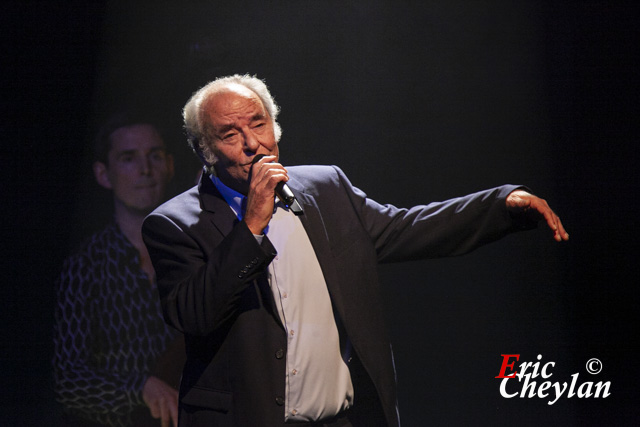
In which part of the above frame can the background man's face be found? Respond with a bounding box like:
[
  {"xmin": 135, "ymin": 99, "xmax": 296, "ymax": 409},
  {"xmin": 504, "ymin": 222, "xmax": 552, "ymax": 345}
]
[
  {"xmin": 97, "ymin": 123, "xmax": 174, "ymax": 215},
  {"xmin": 204, "ymin": 84, "xmax": 278, "ymax": 193}
]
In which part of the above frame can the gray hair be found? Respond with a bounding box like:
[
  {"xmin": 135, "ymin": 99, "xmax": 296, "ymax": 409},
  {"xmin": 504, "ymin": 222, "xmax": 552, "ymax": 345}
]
[{"xmin": 183, "ymin": 74, "xmax": 282, "ymax": 170}]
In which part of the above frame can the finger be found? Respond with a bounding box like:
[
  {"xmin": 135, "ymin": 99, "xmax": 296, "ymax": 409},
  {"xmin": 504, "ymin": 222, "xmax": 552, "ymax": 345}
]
[
  {"xmin": 160, "ymin": 399, "xmax": 170, "ymax": 427},
  {"xmin": 549, "ymin": 212, "xmax": 561, "ymax": 241},
  {"xmin": 251, "ymin": 163, "xmax": 287, "ymax": 189},
  {"xmin": 255, "ymin": 154, "xmax": 277, "ymax": 163},
  {"xmin": 541, "ymin": 210, "xmax": 564, "ymax": 241},
  {"xmin": 254, "ymin": 168, "xmax": 288, "ymax": 194},
  {"xmin": 554, "ymin": 227, "xmax": 562, "ymax": 242},
  {"xmin": 263, "ymin": 167, "xmax": 289, "ymax": 186},
  {"xmin": 251, "ymin": 155, "xmax": 278, "ymax": 173},
  {"xmin": 148, "ymin": 401, "xmax": 160, "ymax": 419},
  {"xmin": 548, "ymin": 213, "xmax": 567, "ymax": 242},
  {"xmin": 538, "ymin": 206, "xmax": 558, "ymax": 233},
  {"xmin": 249, "ymin": 155, "xmax": 277, "ymax": 181},
  {"xmin": 555, "ymin": 216, "xmax": 570, "ymax": 241},
  {"xmin": 259, "ymin": 162, "xmax": 287, "ymax": 180},
  {"xmin": 256, "ymin": 162, "xmax": 285, "ymax": 178},
  {"xmin": 538, "ymin": 205, "xmax": 569, "ymax": 242},
  {"xmin": 169, "ymin": 394, "xmax": 179, "ymax": 427}
]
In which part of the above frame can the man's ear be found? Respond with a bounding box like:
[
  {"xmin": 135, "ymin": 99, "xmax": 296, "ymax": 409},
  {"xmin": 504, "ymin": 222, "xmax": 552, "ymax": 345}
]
[{"xmin": 93, "ymin": 161, "xmax": 113, "ymax": 189}]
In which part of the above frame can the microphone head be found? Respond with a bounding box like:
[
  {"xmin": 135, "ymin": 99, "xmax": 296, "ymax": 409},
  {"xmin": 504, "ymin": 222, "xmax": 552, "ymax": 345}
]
[{"xmin": 251, "ymin": 154, "xmax": 266, "ymax": 164}]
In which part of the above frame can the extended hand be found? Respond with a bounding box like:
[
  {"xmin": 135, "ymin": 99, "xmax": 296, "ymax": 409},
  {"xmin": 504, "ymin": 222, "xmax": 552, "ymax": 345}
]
[
  {"xmin": 244, "ymin": 155, "xmax": 288, "ymax": 234},
  {"xmin": 142, "ymin": 376, "xmax": 179, "ymax": 427},
  {"xmin": 506, "ymin": 189, "xmax": 569, "ymax": 242}
]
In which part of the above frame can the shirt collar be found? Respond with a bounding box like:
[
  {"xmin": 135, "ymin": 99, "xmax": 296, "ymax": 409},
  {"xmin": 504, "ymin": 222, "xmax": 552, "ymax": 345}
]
[{"xmin": 210, "ymin": 174, "xmax": 246, "ymax": 220}]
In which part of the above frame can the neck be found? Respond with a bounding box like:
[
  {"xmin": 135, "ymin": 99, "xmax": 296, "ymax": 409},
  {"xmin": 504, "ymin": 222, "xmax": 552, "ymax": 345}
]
[
  {"xmin": 214, "ymin": 167, "xmax": 249, "ymax": 196},
  {"xmin": 113, "ymin": 200, "xmax": 156, "ymax": 283},
  {"xmin": 113, "ymin": 201, "xmax": 148, "ymax": 249}
]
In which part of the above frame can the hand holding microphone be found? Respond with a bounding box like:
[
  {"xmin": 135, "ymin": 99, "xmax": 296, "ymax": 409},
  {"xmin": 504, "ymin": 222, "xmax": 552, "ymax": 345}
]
[
  {"xmin": 251, "ymin": 154, "xmax": 303, "ymax": 216},
  {"xmin": 244, "ymin": 155, "xmax": 303, "ymax": 234}
]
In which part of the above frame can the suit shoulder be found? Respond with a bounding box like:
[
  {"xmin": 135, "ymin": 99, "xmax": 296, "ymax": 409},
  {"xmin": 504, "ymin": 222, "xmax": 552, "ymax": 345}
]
[
  {"xmin": 151, "ymin": 185, "xmax": 199, "ymax": 217},
  {"xmin": 144, "ymin": 185, "xmax": 203, "ymax": 233},
  {"xmin": 288, "ymin": 165, "xmax": 346, "ymax": 190}
]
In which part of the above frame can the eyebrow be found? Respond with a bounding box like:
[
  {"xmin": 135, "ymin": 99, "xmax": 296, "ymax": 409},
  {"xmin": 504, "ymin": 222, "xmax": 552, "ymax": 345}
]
[
  {"xmin": 115, "ymin": 146, "xmax": 166, "ymax": 157},
  {"xmin": 115, "ymin": 149, "xmax": 137, "ymax": 158},
  {"xmin": 215, "ymin": 113, "xmax": 267, "ymax": 135},
  {"xmin": 216, "ymin": 124, "xmax": 235, "ymax": 135}
]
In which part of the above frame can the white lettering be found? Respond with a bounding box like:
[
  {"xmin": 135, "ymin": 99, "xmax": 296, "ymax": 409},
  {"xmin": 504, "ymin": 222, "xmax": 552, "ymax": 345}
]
[
  {"xmin": 577, "ymin": 381, "xmax": 593, "ymax": 398},
  {"xmin": 530, "ymin": 354, "xmax": 543, "ymax": 378},
  {"xmin": 537, "ymin": 381, "xmax": 552, "ymax": 398},
  {"xmin": 568, "ymin": 373, "xmax": 579, "ymax": 398},
  {"xmin": 548, "ymin": 381, "xmax": 568, "ymax": 405},
  {"xmin": 541, "ymin": 361, "xmax": 555, "ymax": 379},
  {"xmin": 593, "ymin": 381, "xmax": 611, "ymax": 398},
  {"xmin": 518, "ymin": 361, "xmax": 533, "ymax": 380},
  {"xmin": 500, "ymin": 378, "xmax": 518, "ymax": 398},
  {"xmin": 498, "ymin": 357, "xmax": 612, "ymax": 404},
  {"xmin": 520, "ymin": 374, "xmax": 537, "ymax": 398}
]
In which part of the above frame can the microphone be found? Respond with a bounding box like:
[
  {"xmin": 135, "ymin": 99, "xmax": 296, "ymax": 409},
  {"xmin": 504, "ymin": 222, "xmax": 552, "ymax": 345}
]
[{"xmin": 251, "ymin": 154, "xmax": 303, "ymax": 216}]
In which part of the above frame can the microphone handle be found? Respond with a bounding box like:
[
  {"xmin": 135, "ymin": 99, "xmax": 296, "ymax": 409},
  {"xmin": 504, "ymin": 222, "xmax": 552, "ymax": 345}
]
[{"xmin": 275, "ymin": 181, "xmax": 296, "ymax": 206}]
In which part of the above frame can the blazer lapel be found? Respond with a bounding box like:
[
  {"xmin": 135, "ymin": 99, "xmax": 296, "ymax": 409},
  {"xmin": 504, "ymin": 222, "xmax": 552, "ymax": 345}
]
[{"xmin": 198, "ymin": 173, "xmax": 239, "ymax": 238}]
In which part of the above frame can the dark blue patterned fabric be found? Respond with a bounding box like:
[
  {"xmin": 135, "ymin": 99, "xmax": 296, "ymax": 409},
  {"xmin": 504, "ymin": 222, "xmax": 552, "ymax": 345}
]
[{"xmin": 53, "ymin": 222, "xmax": 177, "ymax": 426}]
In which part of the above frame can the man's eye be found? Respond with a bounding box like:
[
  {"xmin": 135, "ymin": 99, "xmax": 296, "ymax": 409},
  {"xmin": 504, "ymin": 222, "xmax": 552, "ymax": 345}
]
[{"xmin": 150, "ymin": 152, "xmax": 166, "ymax": 161}]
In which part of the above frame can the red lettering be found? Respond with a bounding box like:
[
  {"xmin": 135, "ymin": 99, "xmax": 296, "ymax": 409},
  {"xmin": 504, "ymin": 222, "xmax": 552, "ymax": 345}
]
[{"xmin": 495, "ymin": 354, "xmax": 520, "ymax": 378}]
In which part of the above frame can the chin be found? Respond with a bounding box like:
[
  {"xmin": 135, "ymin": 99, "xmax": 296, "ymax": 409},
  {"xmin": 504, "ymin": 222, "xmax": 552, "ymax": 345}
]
[
  {"xmin": 135, "ymin": 204, "xmax": 159, "ymax": 216},
  {"xmin": 131, "ymin": 197, "xmax": 162, "ymax": 213}
]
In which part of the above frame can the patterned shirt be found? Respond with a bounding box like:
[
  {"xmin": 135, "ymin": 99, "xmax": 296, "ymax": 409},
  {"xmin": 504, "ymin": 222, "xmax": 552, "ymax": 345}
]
[{"xmin": 53, "ymin": 222, "xmax": 177, "ymax": 426}]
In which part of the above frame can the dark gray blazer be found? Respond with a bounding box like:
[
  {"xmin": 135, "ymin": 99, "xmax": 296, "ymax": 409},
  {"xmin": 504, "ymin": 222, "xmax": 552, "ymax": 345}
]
[{"xmin": 142, "ymin": 165, "xmax": 524, "ymax": 427}]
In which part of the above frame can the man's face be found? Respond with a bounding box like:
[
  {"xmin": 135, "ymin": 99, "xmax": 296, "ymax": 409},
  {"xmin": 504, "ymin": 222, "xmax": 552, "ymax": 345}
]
[
  {"xmin": 203, "ymin": 84, "xmax": 279, "ymax": 194},
  {"xmin": 95, "ymin": 124, "xmax": 174, "ymax": 215}
]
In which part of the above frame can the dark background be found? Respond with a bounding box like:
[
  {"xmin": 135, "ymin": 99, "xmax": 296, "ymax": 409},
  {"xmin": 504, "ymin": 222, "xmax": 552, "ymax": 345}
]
[{"xmin": 3, "ymin": 1, "xmax": 638, "ymax": 425}]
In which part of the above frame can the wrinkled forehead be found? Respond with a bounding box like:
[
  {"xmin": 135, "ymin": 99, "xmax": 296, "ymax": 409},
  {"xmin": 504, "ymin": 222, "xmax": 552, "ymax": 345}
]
[
  {"xmin": 203, "ymin": 84, "xmax": 268, "ymax": 118},
  {"xmin": 218, "ymin": 82, "xmax": 259, "ymax": 100}
]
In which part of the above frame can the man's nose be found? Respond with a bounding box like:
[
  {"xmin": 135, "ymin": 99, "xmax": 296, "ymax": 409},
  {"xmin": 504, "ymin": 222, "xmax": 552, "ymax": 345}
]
[
  {"xmin": 139, "ymin": 156, "xmax": 151, "ymax": 175},
  {"xmin": 243, "ymin": 130, "xmax": 261, "ymax": 152}
]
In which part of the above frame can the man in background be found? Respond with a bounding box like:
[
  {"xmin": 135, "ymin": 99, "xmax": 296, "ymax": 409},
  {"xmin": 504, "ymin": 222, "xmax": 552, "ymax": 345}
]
[{"xmin": 53, "ymin": 113, "xmax": 183, "ymax": 427}]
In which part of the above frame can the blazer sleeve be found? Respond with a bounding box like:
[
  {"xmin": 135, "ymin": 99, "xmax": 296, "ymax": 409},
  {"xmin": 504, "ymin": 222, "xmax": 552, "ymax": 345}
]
[
  {"xmin": 330, "ymin": 166, "xmax": 531, "ymax": 263},
  {"xmin": 142, "ymin": 213, "xmax": 277, "ymax": 336}
]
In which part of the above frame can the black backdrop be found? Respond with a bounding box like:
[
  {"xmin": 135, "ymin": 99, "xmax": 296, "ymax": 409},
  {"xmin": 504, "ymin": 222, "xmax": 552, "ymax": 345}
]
[{"xmin": 3, "ymin": 1, "xmax": 639, "ymax": 425}]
